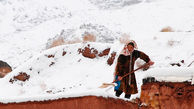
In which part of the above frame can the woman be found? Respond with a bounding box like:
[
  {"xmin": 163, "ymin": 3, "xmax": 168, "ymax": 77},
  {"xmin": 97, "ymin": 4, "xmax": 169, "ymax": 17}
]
[{"xmin": 114, "ymin": 41, "xmax": 154, "ymax": 99}]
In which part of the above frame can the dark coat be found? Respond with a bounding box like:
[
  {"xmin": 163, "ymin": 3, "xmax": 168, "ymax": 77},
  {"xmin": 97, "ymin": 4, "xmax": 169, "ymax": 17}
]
[{"xmin": 115, "ymin": 50, "xmax": 150, "ymax": 94}]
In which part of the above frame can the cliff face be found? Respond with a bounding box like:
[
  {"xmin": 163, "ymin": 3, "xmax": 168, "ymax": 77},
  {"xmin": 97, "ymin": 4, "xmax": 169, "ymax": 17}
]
[{"xmin": 140, "ymin": 81, "xmax": 194, "ymax": 109}]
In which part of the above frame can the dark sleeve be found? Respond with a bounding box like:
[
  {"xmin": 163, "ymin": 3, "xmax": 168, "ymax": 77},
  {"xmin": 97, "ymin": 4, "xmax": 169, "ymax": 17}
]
[
  {"xmin": 115, "ymin": 55, "xmax": 123, "ymax": 76},
  {"xmin": 137, "ymin": 50, "xmax": 150, "ymax": 63},
  {"xmin": 115, "ymin": 61, "xmax": 120, "ymax": 76}
]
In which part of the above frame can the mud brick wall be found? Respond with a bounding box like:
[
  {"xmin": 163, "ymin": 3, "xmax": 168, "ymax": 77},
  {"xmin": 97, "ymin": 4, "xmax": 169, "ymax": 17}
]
[
  {"xmin": 0, "ymin": 96, "xmax": 141, "ymax": 109},
  {"xmin": 140, "ymin": 78, "xmax": 194, "ymax": 109}
]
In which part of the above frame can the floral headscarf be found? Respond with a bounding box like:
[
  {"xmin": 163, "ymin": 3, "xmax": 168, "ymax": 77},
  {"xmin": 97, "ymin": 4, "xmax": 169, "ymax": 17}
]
[{"xmin": 120, "ymin": 40, "xmax": 138, "ymax": 56}]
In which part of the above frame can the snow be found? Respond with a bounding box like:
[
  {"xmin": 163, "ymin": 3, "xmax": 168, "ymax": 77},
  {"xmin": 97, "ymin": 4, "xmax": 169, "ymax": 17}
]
[
  {"xmin": 0, "ymin": 0, "xmax": 194, "ymax": 103},
  {"xmin": 143, "ymin": 67, "xmax": 194, "ymax": 82}
]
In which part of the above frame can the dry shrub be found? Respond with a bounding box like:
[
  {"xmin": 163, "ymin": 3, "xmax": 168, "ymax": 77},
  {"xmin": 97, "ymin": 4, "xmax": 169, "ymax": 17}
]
[
  {"xmin": 48, "ymin": 37, "xmax": 82, "ymax": 49},
  {"xmin": 119, "ymin": 33, "xmax": 130, "ymax": 44},
  {"xmin": 161, "ymin": 26, "xmax": 174, "ymax": 32},
  {"xmin": 64, "ymin": 37, "xmax": 82, "ymax": 44},
  {"xmin": 49, "ymin": 37, "xmax": 64, "ymax": 49},
  {"xmin": 83, "ymin": 34, "xmax": 96, "ymax": 42}
]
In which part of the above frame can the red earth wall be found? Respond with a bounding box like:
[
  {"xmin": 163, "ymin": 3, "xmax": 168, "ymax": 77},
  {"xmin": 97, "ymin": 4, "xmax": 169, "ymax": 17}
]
[
  {"xmin": 140, "ymin": 81, "xmax": 194, "ymax": 109},
  {"xmin": 0, "ymin": 96, "xmax": 140, "ymax": 109}
]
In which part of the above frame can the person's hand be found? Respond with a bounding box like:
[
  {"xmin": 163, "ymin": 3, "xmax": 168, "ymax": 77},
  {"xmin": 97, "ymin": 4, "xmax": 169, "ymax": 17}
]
[
  {"xmin": 148, "ymin": 60, "xmax": 154, "ymax": 66},
  {"xmin": 117, "ymin": 76, "xmax": 122, "ymax": 81}
]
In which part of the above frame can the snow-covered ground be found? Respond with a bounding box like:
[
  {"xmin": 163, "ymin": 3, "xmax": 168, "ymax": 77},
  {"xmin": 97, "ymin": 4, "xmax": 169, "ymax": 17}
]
[{"xmin": 0, "ymin": 0, "xmax": 194, "ymax": 103}]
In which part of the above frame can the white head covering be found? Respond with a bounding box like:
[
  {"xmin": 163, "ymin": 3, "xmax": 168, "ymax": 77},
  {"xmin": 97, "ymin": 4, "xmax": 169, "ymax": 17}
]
[{"xmin": 120, "ymin": 40, "xmax": 138, "ymax": 56}]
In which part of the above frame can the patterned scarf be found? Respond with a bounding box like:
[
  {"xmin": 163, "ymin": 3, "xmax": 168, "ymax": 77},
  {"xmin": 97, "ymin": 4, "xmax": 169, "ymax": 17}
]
[{"xmin": 120, "ymin": 40, "xmax": 138, "ymax": 56}]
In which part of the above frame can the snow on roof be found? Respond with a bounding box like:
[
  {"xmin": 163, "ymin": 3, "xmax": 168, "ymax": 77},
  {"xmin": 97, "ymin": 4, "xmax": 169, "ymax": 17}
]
[
  {"xmin": 143, "ymin": 67, "xmax": 194, "ymax": 83},
  {"xmin": 0, "ymin": 89, "xmax": 117, "ymax": 104}
]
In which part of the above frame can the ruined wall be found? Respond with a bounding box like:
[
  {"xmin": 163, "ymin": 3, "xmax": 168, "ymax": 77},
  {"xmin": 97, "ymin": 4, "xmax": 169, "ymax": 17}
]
[{"xmin": 140, "ymin": 80, "xmax": 194, "ymax": 109}]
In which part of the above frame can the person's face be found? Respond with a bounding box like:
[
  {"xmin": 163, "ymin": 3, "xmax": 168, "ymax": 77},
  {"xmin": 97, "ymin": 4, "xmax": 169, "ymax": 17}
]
[{"xmin": 127, "ymin": 45, "xmax": 134, "ymax": 53}]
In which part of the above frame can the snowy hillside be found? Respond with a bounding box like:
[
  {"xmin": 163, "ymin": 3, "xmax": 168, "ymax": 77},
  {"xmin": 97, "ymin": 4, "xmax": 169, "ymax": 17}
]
[
  {"xmin": 0, "ymin": 0, "xmax": 194, "ymax": 103},
  {"xmin": 0, "ymin": 43, "xmax": 117, "ymax": 103}
]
